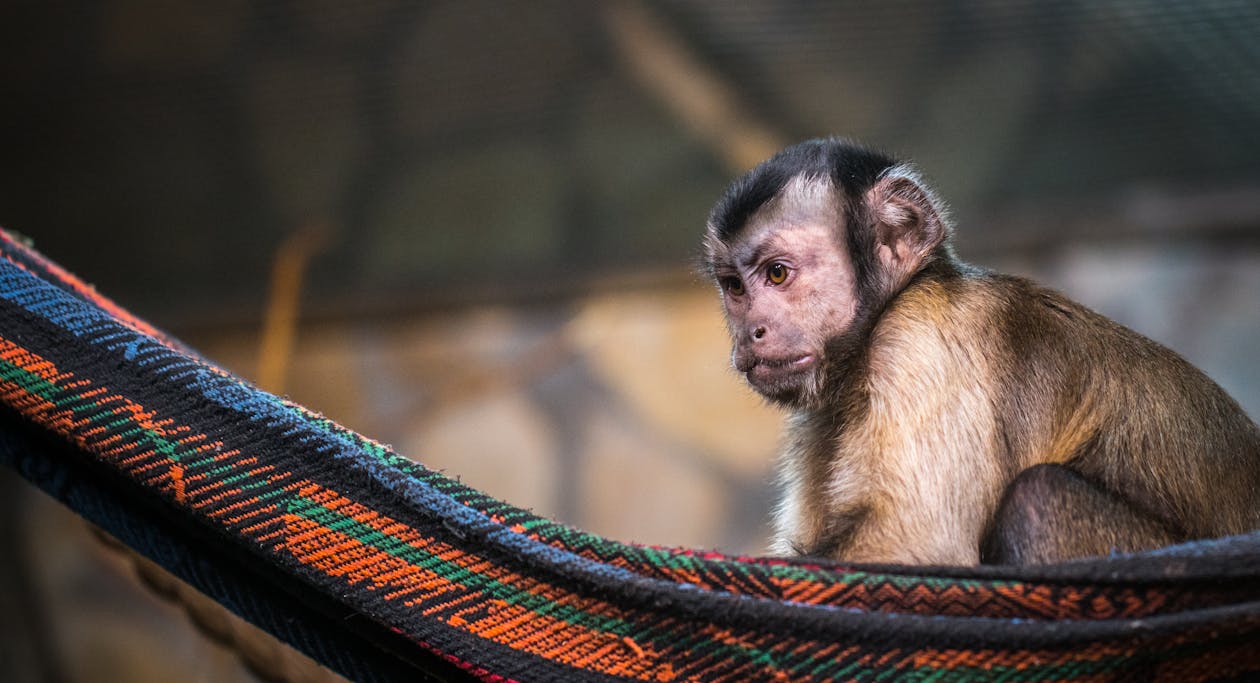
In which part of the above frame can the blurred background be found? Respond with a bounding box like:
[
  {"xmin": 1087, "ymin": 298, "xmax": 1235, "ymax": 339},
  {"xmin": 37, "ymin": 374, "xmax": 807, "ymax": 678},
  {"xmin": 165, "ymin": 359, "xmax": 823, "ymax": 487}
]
[{"xmin": 2, "ymin": 1, "xmax": 1259, "ymax": 681}]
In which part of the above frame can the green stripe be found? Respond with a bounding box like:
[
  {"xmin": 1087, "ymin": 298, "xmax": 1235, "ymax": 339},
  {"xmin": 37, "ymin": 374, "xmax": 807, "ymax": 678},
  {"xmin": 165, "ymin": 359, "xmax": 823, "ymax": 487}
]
[
  {"xmin": 287, "ymin": 494, "xmax": 1143, "ymax": 681},
  {"xmin": 0, "ymin": 357, "xmax": 289, "ymax": 508},
  {"xmin": 423, "ymin": 466, "xmax": 1006, "ymax": 593},
  {"xmin": 289, "ymin": 393, "xmax": 1007, "ymax": 593},
  {"xmin": 0, "ymin": 356, "xmax": 68, "ymax": 406},
  {"xmin": 288, "ymin": 494, "xmax": 636, "ymax": 632},
  {"xmin": 286, "ymin": 494, "xmax": 805, "ymax": 670},
  {"xmin": 0, "ymin": 359, "xmax": 195, "ymax": 463}
]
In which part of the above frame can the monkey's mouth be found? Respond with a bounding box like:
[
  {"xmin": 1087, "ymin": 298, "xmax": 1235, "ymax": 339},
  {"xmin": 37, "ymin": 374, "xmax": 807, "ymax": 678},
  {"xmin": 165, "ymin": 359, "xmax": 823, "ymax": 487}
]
[{"xmin": 746, "ymin": 353, "xmax": 816, "ymax": 384}]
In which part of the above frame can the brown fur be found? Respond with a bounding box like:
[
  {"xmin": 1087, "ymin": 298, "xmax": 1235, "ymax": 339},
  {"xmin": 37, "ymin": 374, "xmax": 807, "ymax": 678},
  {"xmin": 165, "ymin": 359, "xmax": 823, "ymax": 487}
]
[{"xmin": 705, "ymin": 144, "xmax": 1260, "ymax": 565}]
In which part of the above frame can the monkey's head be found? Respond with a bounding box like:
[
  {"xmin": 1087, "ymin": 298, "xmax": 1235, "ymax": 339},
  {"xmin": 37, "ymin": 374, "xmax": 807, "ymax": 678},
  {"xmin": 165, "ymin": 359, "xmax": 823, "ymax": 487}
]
[{"xmin": 702, "ymin": 139, "xmax": 952, "ymax": 409}]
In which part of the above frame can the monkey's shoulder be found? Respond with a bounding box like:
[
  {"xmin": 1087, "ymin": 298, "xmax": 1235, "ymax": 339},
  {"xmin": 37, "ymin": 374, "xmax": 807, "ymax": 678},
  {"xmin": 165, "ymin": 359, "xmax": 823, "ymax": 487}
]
[
  {"xmin": 861, "ymin": 272, "xmax": 1012, "ymax": 392},
  {"xmin": 870, "ymin": 270, "xmax": 1027, "ymax": 350},
  {"xmin": 890, "ymin": 269, "xmax": 1137, "ymax": 349},
  {"xmin": 870, "ymin": 269, "xmax": 1170, "ymax": 384},
  {"xmin": 904, "ymin": 270, "xmax": 1256, "ymax": 429}
]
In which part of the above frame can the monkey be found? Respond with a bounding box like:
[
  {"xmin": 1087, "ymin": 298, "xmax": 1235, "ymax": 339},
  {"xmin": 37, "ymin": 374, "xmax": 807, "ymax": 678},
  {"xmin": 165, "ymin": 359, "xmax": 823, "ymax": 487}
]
[{"xmin": 701, "ymin": 138, "xmax": 1260, "ymax": 565}]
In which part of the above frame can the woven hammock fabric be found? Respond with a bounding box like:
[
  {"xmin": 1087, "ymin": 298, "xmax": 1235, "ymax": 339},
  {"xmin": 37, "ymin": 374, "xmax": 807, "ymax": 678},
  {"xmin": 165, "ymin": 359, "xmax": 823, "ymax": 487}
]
[{"xmin": 0, "ymin": 228, "xmax": 1258, "ymax": 683}]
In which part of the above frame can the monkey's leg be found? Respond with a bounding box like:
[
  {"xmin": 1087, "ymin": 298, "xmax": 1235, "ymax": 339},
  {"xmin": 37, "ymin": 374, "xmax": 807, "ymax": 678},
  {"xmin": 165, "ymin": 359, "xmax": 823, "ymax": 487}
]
[{"xmin": 980, "ymin": 464, "xmax": 1181, "ymax": 565}]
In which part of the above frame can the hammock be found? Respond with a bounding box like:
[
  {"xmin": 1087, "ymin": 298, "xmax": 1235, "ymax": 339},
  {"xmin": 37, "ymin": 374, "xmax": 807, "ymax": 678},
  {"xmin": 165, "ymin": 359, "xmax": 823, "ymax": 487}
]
[{"xmin": 0, "ymin": 229, "xmax": 1256, "ymax": 683}]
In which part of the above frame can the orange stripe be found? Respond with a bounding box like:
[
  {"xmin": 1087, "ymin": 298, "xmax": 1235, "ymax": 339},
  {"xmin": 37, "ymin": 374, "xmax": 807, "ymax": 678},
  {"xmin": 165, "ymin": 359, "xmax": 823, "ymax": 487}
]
[
  {"xmin": 0, "ymin": 337, "xmax": 196, "ymax": 444},
  {"xmin": 909, "ymin": 642, "xmax": 1132, "ymax": 670},
  {"xmin": 0, "ymin": 340, "xmax": 74, "ymax": 384},
  {"xmin": 0, "ymin": 342, "xmax": 302, "ymax": 545},
  {"xmin": 170, "ymin": 464, "xmax": 186, "ymax": 503},
  {"xmin": 279, "ymin": 513, "xmax": 667, "ymax": 681},
  {"xmin": 0, "ymin": 380, "xmax": 63, "ymax": 425}
]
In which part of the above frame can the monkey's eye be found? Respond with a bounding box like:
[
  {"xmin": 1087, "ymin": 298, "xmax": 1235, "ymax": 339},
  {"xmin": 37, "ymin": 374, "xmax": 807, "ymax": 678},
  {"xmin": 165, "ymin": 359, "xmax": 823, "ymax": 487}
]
[
  {"xmin": 767, "ymin": 262, "xmax": 789, "ymax": 285},
  {"xmin": 721, "ymin": 276, "xmax": 745, "ymax": 296}
]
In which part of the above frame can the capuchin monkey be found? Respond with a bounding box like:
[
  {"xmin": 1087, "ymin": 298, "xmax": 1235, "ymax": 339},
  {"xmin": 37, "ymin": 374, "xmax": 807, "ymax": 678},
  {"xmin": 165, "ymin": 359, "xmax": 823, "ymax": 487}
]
[{"xmin": 702, "ymin": 138, "xmax": 1260, "ymax": 565}]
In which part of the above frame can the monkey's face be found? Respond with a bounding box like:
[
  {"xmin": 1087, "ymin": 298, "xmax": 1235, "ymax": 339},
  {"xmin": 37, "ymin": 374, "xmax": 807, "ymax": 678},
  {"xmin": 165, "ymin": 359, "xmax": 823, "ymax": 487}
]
[{"xmin": 707, "ymin": 183, "xmax": 859, "ymax": 409}]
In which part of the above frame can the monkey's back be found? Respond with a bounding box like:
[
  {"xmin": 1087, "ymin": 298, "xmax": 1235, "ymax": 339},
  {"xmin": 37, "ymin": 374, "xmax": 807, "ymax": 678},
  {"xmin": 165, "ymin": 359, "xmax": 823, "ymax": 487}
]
[{"xmin": 980, "ymin": 272, "xmax": 1260, "ymax": 538}]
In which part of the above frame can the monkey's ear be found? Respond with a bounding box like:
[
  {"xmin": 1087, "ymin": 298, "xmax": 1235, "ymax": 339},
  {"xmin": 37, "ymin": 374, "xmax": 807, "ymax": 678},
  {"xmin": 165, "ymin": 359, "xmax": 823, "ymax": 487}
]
[{"xmin": 866, "ymin": 174, "xmax": 947, "ymax": 276}]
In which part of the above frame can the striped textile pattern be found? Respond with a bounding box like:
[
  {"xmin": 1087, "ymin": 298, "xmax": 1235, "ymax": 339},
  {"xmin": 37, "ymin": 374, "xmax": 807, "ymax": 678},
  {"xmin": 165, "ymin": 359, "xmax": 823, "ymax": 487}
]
[{"xmin": 0, "ymin": 228, "xmax": 1257, "ymax": 683}]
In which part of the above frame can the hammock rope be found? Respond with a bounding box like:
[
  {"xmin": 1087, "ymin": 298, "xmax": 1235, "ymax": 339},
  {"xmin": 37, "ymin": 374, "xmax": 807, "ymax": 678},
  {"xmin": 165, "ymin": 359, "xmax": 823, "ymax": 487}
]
[{"xmin": 0, "ymin": 228, "xmax": 1257, "ymax": 682}]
